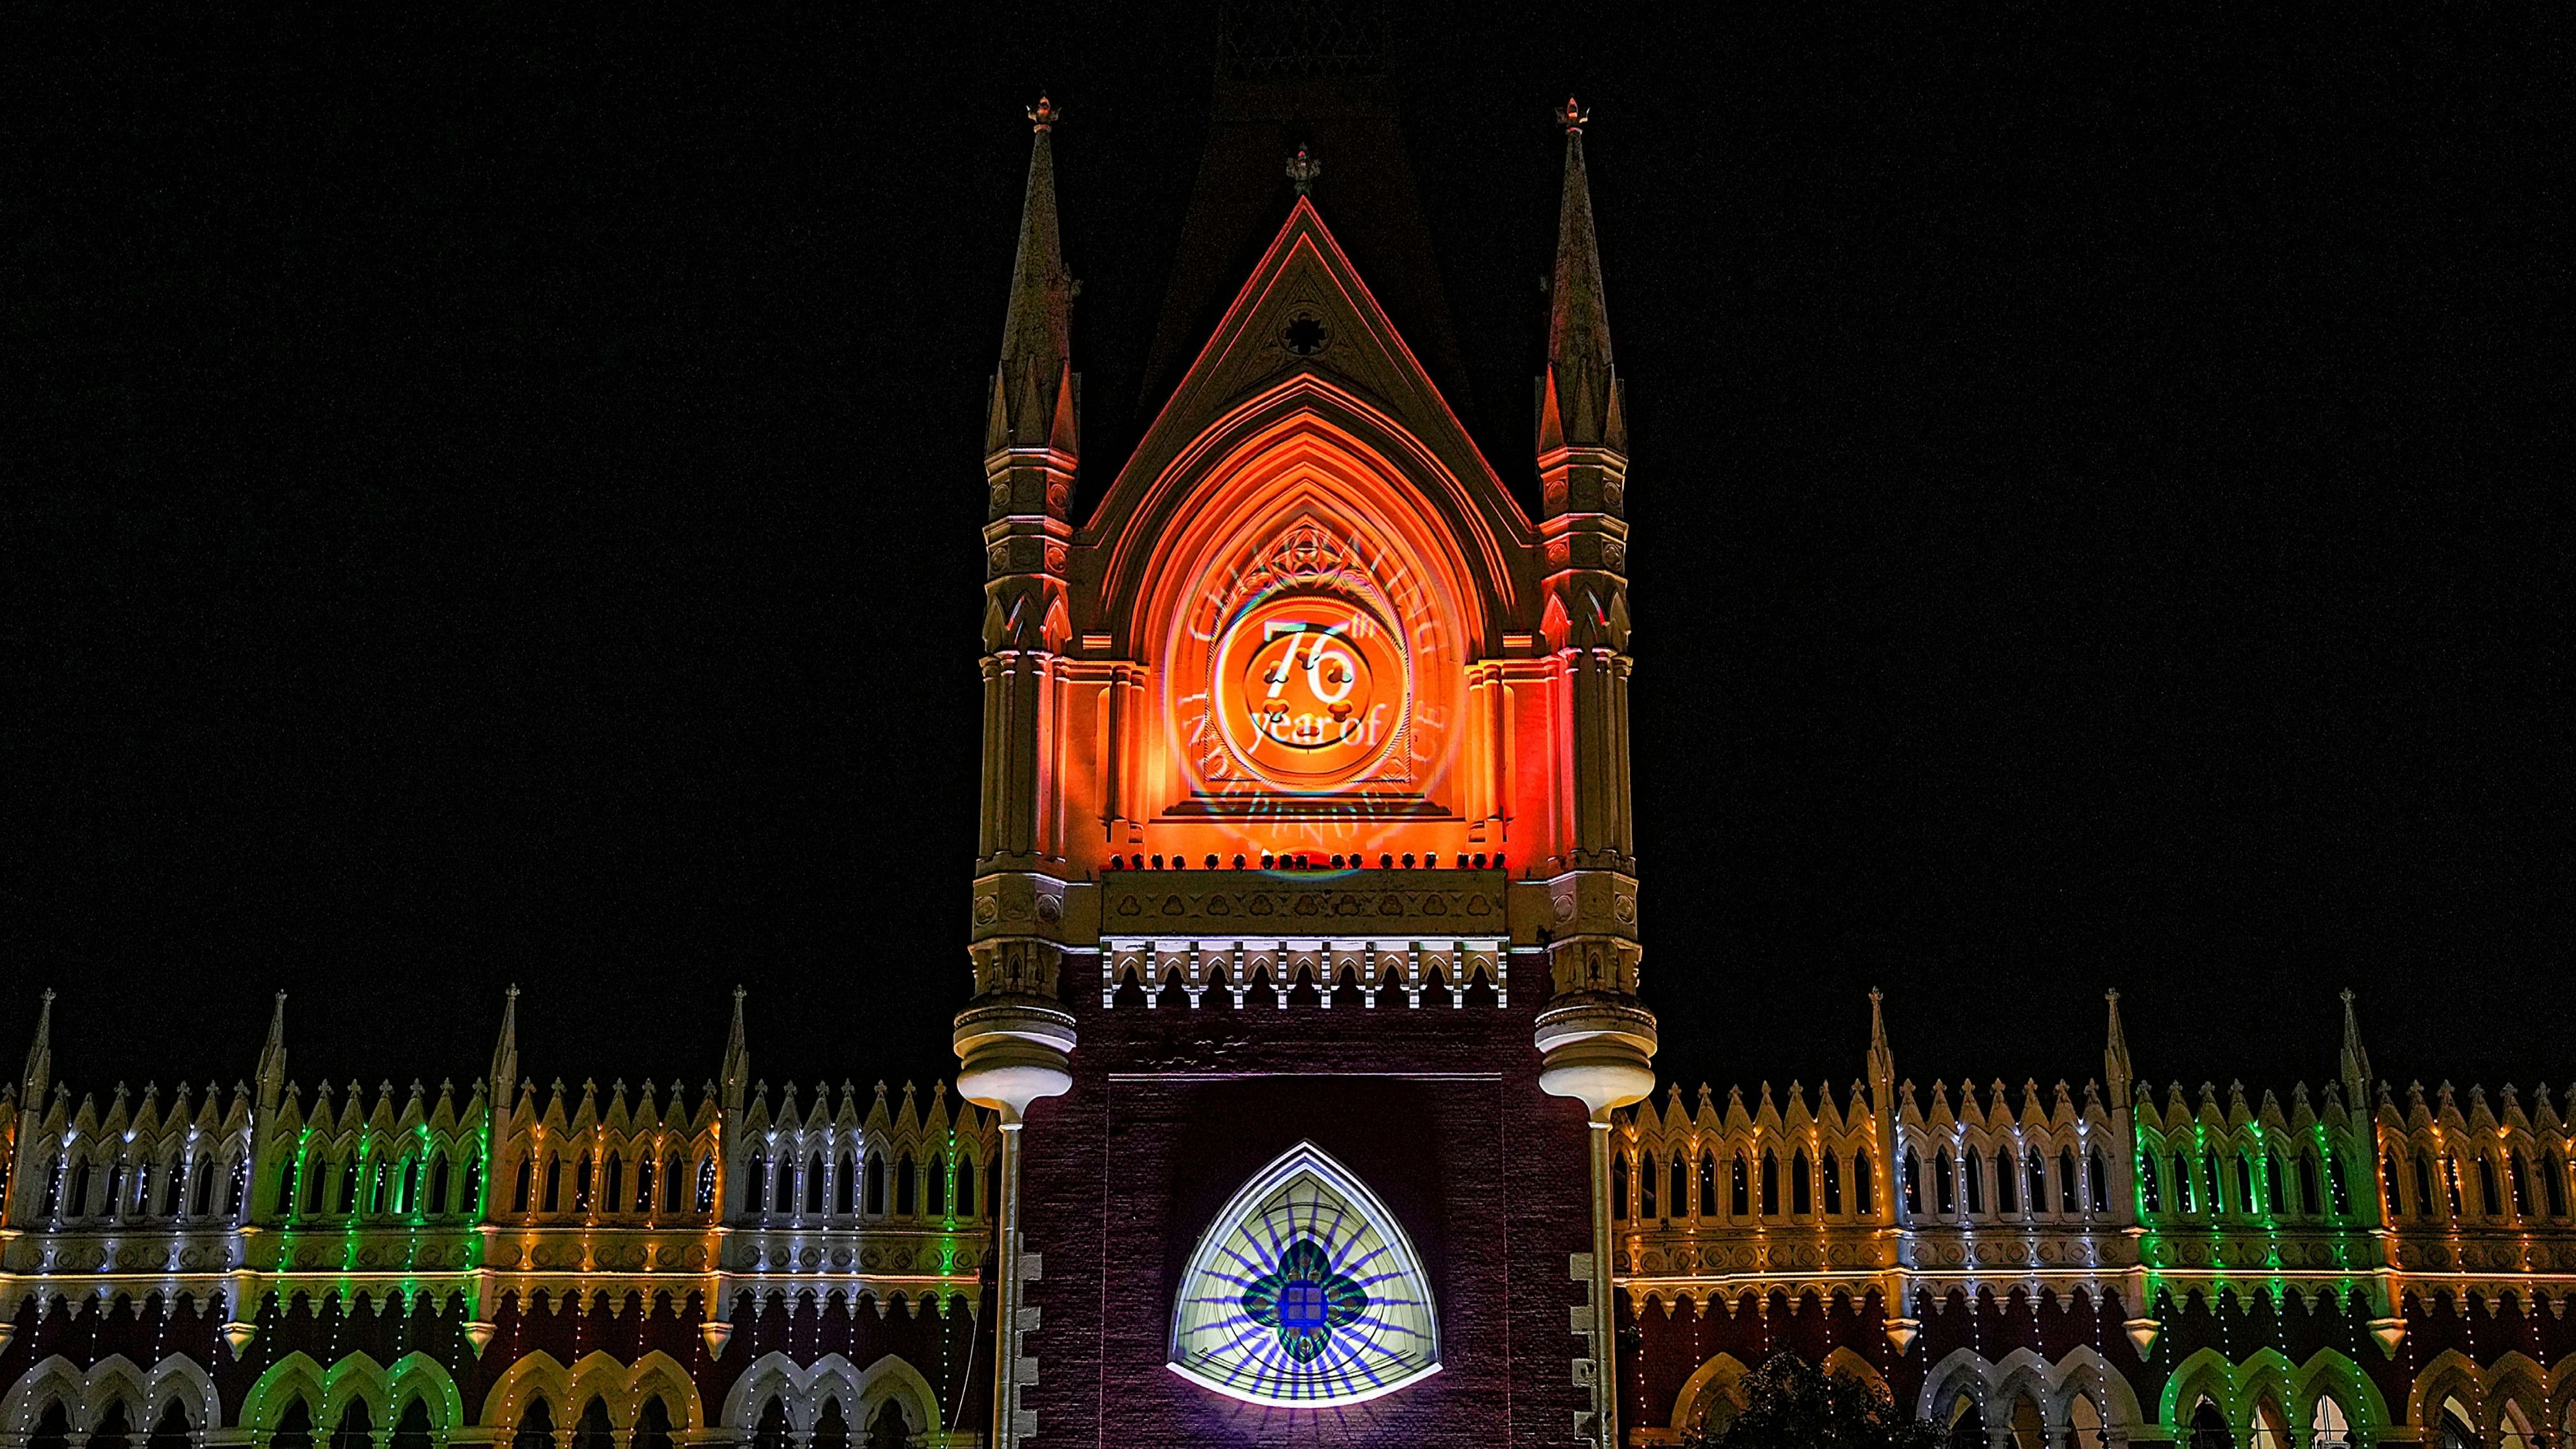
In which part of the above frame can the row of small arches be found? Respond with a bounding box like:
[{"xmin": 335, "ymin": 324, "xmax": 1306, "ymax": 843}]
[
  {"xmin": 1611, "ymin": 1144, "xmax": 2120, "ymax": 1224},
  {"xmin": 272, "ymin": 1148, "xmax": 489, "ymax": 1223},
  {"xmin": 1898, "ymin": 1144, "xmax": 2119, "ymax": 1221},
  {"xmin": 29, "ymin": 1149, "xmax": 248, "ymax": 1226},
  {"xmin": 2135, "ymin": 1141, "xmax": 2357, "ymax": 1221},
  {"xmin": 2377, "ymin": 1145, "xmax": 2574, "ymax": 1224},
  {"xmin": 734, "ymin": 1149, "xmax": 980, "ymax": 1220}
]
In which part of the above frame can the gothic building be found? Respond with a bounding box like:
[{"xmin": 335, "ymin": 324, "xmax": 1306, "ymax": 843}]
[{"xmin": 8, "ymin": 59, "xmax": 2575, "ymax": 1449}]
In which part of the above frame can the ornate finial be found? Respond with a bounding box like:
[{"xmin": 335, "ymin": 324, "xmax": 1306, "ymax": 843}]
[
  {"xmin": 1285, "ymin": 145, "xmax": 1322, "ymax": 196},
  {"xmin": 1557, "ymin": 96, "xmax": 1589, "ymax": 134},
  {"xmin": 1027, "ymin": 94, "xmax": 1060, "ymax": 132}
]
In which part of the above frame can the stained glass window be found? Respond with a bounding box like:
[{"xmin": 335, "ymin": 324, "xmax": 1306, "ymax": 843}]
[{"xmin": 1167, "ymin": 1142, "xmax": 1441, "ymax": 1407}]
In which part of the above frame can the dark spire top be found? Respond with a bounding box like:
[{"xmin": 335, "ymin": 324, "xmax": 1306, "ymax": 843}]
[
  {"xmin": 992, "ymin": 94, "xmax": 1077, "ymax": 455},
  {"xmin": 20, "ymin": 987, "xmax": 54, "ymax": 1106},
  {"xmin": 1547, "ymin": 96, "xmax": 1613, "ymax": 384}
]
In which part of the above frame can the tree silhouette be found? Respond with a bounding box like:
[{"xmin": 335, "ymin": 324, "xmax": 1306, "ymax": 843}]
[{"xmin": 1682, "ymin": 1352, "xmax": 1941, "ymax": 1449}]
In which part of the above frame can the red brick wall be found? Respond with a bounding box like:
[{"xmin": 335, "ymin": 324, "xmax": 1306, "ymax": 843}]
[{"xmin": 1019, "ymin": 972, "xmax": 1597, "ymax": 1447}]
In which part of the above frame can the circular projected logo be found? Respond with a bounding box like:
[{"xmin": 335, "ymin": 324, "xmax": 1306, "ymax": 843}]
[{"xmin": 1211, "ymin": 593, "xmax": 1410, "ymax": 789}]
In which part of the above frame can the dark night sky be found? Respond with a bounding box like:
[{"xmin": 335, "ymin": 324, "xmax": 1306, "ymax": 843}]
[{"xmin": 10, "ymin": 6, "xmax": 2568, "ymax": 1115}]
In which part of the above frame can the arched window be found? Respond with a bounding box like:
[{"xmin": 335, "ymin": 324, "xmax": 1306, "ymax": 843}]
[
  {"xmin": 2435, "ymin": 1396, "xmax": 2478, "ymax": 1449},
  {"xmin": 1935, "ymin": 1153, "xmax": 1956, "ymax": 1215},
  {"xmin": 106, "ymin": 1162, "xmax": 127, "ymax": 1217},
  {"xmin": 328, "ymin": 1399, "xmax": 371, "ymax": 1449},
  {"xmin": 159, "ymin": 1157, "xmax": 183, "ymax": 1215},
  {"xmin": 2310, "ymin": 1396, "xmax": 2353, "ymax": 1449},
  {"xmin": 2262, "ymin": 1152, "xmax": 2282, "ymax": 1213},
  {"xmin": 2298, "ymin": 1153, "xmax": 2322, "ymax": 1216},
  {"xmin": 2326, "ymin": 1150, "xmax": 2352, "ymax": 1215},
  {"xmin": 1993, "ymin": 1148, "xmax": 2017, "ymax": 1214},
  {"xmin": 2025, "ymin": 1148, "xmax": 2047, "ymax": 1215},
  {"xmin": 1698, "ymin": 1150, "xmax": 1718, "ymax": 1217},
  {"xmin": 67, "ymin": 1158, "xmax": 94, "ymax": 1218},
  {"xmin": 2187, "ymin": 1397, "xmax": 2231, "ymax": 1449},
  {"xmin": 192, "ymin": 1154, "xmax": 216, "ymax": 1217},
  {"xmin": 391, "ymin": 1399, "xmax": 434, "ymax": 1449},
  {"xmin": 2089, "ymin": 1146, "xmax": 2110, "ymax": 1213},
  {"xmin": 1853, "ymin": 1153, "xmax": 1875, "ymax": 1215},
  {"xmin": 601, "ymin": 1153, "xmax": 623, "ymax": 1215},
  {"xmin": 575, "ymin": 1152, "xmax": 594, "ymax": 1213},
  {"xmin": 513, "ymin": 1400, "xmax": 555, "ymax": 1449},
  {"xmin": 400, "ymin": 1155, "xmax": 421, "ymax": 1215},
  {"xmin": 836, "ymin": 1152, "xmax": 857, "ymax": 1215},
  {"xmin": 1945, "ymin": 1393, "xmax": 1987, "ymax": 1449},
  {"xmin": 957, "ymin": 1152, "xmax": 978, "ymax": 1217},
  {"xmin": 2202, "ymin": 1151, "xmax": 2223, "ymax": 1214},
  {"xmin": 1610, "ymin": 1150, "xmax": 1629, "ymax": 1220},
  {"xmin": 2057, "ymin": 1147, "xmax": 2078, "ymax": 1213},
  {"xmin": 2442, "ymin": 1153, "xmax": 2463, "ymax": 1217},
  {"xmin": 773, "ymin": 1157, "xmax": 796, "ymax": 1214},
  {"xmin": 29, "ymin": 1402, "xmax": 71, "ymax": 1449},
  {"xmin": 806, "ymin": 1153, "xmax": 826, "ymax": 1213},
  {"xmin": 2507, "ymin": 1152, "xmax": 2531, "ymax": 1216},
  {"xmin": 1791, "ymin": 1150, "xmax": 1811, "ymax": 1216},
  {"xmin": 2138, "ymin": 1152, "xmax": 2161, "ymax": 1213},
  {"xmin": 2172, "ymin": 1152, "xmax": 2195, "ymax": 1213},
  {"xmin": 1960, "ymin": 1152, "xmax": 1982, "ymax": 1215},
  {"xmin": 1731, "ymin": 1154, "xmax": 1750, "ymax": 1217},
  {"xmin": 512, "ymin": 1157, "xmax": 532, "ymax": 1213},
  {"xmin": 2069, "ymin": 1394, "xmax": 2105, "ymax": 1448},
  {"xmin": 1642, "ymin": 1149, "xmax": 1659, "ymax": 1217},
  {"xmin": 2413, "ymin": 1153, "xmax": 2436, "ymax": 1218},
  {"xmin": 664, "ymin": 1152, "xmax": 685, "ymax": 1212},
  {"xmin": 2384, "ymin": 1150, "xmax": 2406, "ymax": 1215},
  {"xmin": 2477, "ymin": 1155, "xmax": 2501, "ymax": 1217},
  {"xmin": 2250, "ymin": 1397, "xmax": 2290, "ymax": 1449},
  {"xmin": 542, "ymin": 1154, "xmax": 563, "ymax": 1213},
  {"xmin": 1821, "ymin": 1152, "xmax": 1842, "ymax": 1215},
  {"xmin": 633, "ymin": 1397, "xmax": 675, "ymax": 1449},
  {"xmin": 634, "ymin": 1152, "xmax": 655, "ymax": 1213},
  {"xmin": 1901, "ymin": 1150, "xmax": 1921, "ymax": 1216},
  {"xmin": 752, "ymin": 1397, "xmax": 791, "ymax": 1449},
  {"xmin": 741, "ymin": 1152, "xmax": 767, "ymax": 1213},
  {"xmin": 1669, "ymin": 1153, "xmax": 1687, "ymax": 1219},
  {"xmin": 147, "ymin": 1400, "xmax": 192, "ymax": 1449},
  {"xmin": 696, "ymin": 1155, "xmax": 716, "ymax": 1211},
  {"xmin": 865, "ymin": 1402, "xmax": 908, "ymax": 1449},
  {"xmin": 897, "ymin": 1152, "xmax": 919, "ymax": 1215},
  {"xmin": 810, "ymin": 1398, "xmax": 850, "ymax": 1449},
  {"xmin": 273, "ymin": 1158, "xmax": 297, "ymax": 1217},
  {"xmin": 275, "ymin": 1401, "xmax": 318, "ymax": 1449},
  {"xmin": 227, "ymin": 1155, "xmax": 248, "ymax": 1216},
  {"xmin": 2545, "ymin": 1150, "xmax": 2570, "ymax": 1218},
  {"xmin": 573, "ymin": 1397, "xmax": 614, "ymax": 1449},
  {"xmin": 429, "ymin": 1155, "xmax": 451, "ymax": 1216},
  {"xmin": 98, "ymin": 1410, "xmax": 136, "ymax": 1449},
  {"xmin": 338, "ymin": 1157, "xmax": 361, "ymax": 1215}
]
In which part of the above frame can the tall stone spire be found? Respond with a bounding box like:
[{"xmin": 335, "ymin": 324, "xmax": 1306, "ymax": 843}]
[
  {"xmin": 20, "ymin": 989, "xmax": 54, "ymax": 1108},
  {"xmin": 721, "ymin": 986, "xmax": 750, "ymax": 1117},
  {"xmin": 2338, "ymin": 988, "xmax": 2373, "ymax": 1104},
  {"xmin": 1866, "ymin": 988, "xmax": 1896, "ymax": 1104},
  {"xmin": 255, "ymin": 991, "xmax": 288, "ymax": 1113},
  {"xmin": 1540, "ymin": 97, "xmax": 1623, "ymax": 455},
  {"xmin": 988, "ymin": 95, "xmax": 1078, "ymax": 459},
  {"xmin": 2103, "ymin": 989, "xmax": 2134, "ymax": 1102},
  {"xmin": 488, "ymin": 985, "xmax": 520, "ymax": 1117}
]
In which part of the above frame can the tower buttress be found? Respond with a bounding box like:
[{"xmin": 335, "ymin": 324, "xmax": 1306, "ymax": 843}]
[
  {"xmin": 956, "ymin": 95, "xmax": 1078, "ymax": 1129},
  {"xmin": 255, "ymin": 990, "xmax": 287, "ymax": 1113},
  {"xmin": 489, "ymin": 985, "xmax": 520, "ymax": 1119}
]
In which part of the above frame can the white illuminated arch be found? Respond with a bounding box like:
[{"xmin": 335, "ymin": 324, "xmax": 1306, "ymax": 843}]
[{"xmin": 1166, "ymin": 1142, "xmax": 1440, "ymax": 1408}]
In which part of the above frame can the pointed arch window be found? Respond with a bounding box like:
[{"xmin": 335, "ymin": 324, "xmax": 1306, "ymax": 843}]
[
  {"xmin": 1669, "ymin": 1153, "xmax": 1687, "ymax": 1219},
  {"xmin": 2442, "ymin": 1153, "xmax": 2463, "ymax": 1217},
  {"xmin": 812, "ymin": 1402, "xmax": 850, "ymax": 1449},
  {"xmin": 429, "ymin": 1155, "xmax": 452, "ymax": 1216},
  {"xmin": 575, "ymin": 1151, "xmax": 594, "ymax": 1213},
  {"xmin": 806, "ymin": 1152, "xmax": 826, "ymax": 1213},
  {"xmin": 2310, "ymin": 1396, "xmax": 2353, "ymax": 1449},
  {"xmin": 2024, "ymin": 1148, "xmax": 2046, "ymax": 1215},
  {"xmin": 1993, "ymin": 1148, "xmax": 2016, "ymax": 1215},
  {"xmin": 1637, "ymin": 1150, "xmax": 1657, "ymax": 1218},
  {"xmin": 1791, "ymin": 1150, "xmax": 1812, "ymax": 1216},
  {"xmin": 68, "ymin": 1157, "xmax": 94, "ymax": 1218},
  {"xmin": 1852, "ymin": 1153, "xmax": 1874, "ymax": 1215},
  {"xmin": 752, "ymin": 1399, "xmax": 789, "ymax": 1449},
  {"xmin": 542, "ymin": 1154, "xmax": 563, "ymax": 1213},
  {"xmin": 2265, "ymin": 1150, "xmax": 2287, "ymax": 1213},
  {"xmin": 573, "ymin": 1399, "xmax": 613, "ymax": 1449},
  {"xmin": 1732, "ymin": 1154, "xmax": 1750, "ymax": 1217},
  {"xmin": 39, "ymin": 1152, "xmax": 62, "ymax": 1218},
  {"xmin": 601, "ymin": 1152, "xmax": 623, "ymax": 1214},
  {"xmin": 1167, "ymin": 1141, "xmax": 1441, "ymax": 1406},
  {"xmin": 1610, "ymin": 1150, "xmax": 1629, "ymax": 1221},
  {"xmin": 2202, "ymin": 1151, "xmax": 2224, "ymax": 1214},
  {"xmin": 836, "ymin": 1152, "xmax": 857, "ymax": 1215},
  {"xmin": 896, "ymin": 1152, "xmax": 919, "ymax": 1216},
  {"xmin": 773, "ymin": 1156, "xmax": 796, "ymax": 1213},
  {"xmin": 2544, "ymin": 1151, "xmax": 2568, "ymax": 1218},
  {"xmin": 105, "ymin": 1162, "xmax": 127, "ymax": 1217},
  {"xmin": 633, "ymin": 1397, "xmax": 675, "ymax": 1449},
  {"xmin": 634, "ymin": 1152, "xmax": 655, "ymax": 1213},
  {"xmin": 741, "ymin": 1151, "xmax": 767, "ymax": 1213},
  {"xmin": 2507, "ymin": 1152, "xmax": 2531, "ymax": 1217},
  {"xmin": 2412, "ymin": 1153, "xmax": 2436, "ymax": 1218},
  {"xmin": 865, "ymin": 1152, "xmax": 886, "ymax": 1215},
  {"xmin": 339, "ymin": 1157, "xmax": 361, "ymax": 1214},
  {"xmin": 189, "ymin": 1156, "xmax": 214, "ymax": 1217},
  {"xmin": 390, "ymin": 1400, "xmax": 433, "ymax": 1449},
  {"xmin": 2057, "ymin": 1147, "xmax": 2077, "ymax": 1212},
  {"xmin": 1934, "ymin": 1153, "xmax": 1956, "ymax": 1215},
  {"xmin": 328, "ymin": 1400, "xmax": 372, "ymax": 1449},
  {"xmin": 401, "ymin": 1155, "xmax": 422, "ymax": 1215},
  {"xmin": 1901, "ymin": 1150, "xmax": 1921, "ymax": 1216},
  {"xmin": 2298, "ymin": 1153, "xmax": 2322, "ymax": 1216},
  {"xmin": 148, "ymin": 1400, "xmax": 193, "ymax": 1449},
  {"xmin": 2235, "ymin": 1152, "xmax": 2256, "ymax": 1214},
  {"xmin": 2477, "ymin": 1155, "xmax": 2501, "ymax": 1217},
  {"xmin": 159, "ymin": 1157, "xmax": 183, "ymax": 1215},
  {"xmin": 2326, "ymin": 1150, "xmax": 2351, "ymax": 1215},
  {"xmin": 2088, "ymin": 1146, "xmax": 2110, "ymax": 1213},
  {"xmin": 2384, "ymin": 1150, "xmax": 2407, "ymax": 1215},
  {"xmin": 512, "ymin": 1401, "xmax": 554, "ymax": 1449},
  {"xmin": 957, "ymin": 1152, "xmax": 978, "ymax": 1217},
  {"xmin": 695, "ymin": 1155, "xmax": 715, "ymax": 1212},
  {"xmin": 510, "ymin": 1157, "xmax": 531, "ymax": 1213},
  {"xmin": 2172, "ymin": 1152, "xmax": 2194, "ymax": 1213},
  {"xmin": 1820, "ymin": 1152, "xmax": 1842, "ymax": 1215},
  {"xmin": 275, "ymin": 1401, "xmax": 317, "ymax": 1449},
  {"xmin": 2139, "ymin": 1153, "xmax": 2162, "ymax": 1214},
  {"xmin": 29, "ymin": 1403, "xmax": 71, "ymax": 1449},
  {"xmin": 1698, "ymin": 1150, "xmax": 1718, "ymax": 1217},
  {"xmin": 664, "ymin": 1152, "xmax": 685, "ymax": 1213}
]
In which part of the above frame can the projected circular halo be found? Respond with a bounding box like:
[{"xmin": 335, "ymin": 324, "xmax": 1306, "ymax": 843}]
[
  {"xmin": 1168, "ymin": 1142, "xmax": 1441, "ymax": 1407},
  {"xmin": 1208, "ymin": 590, "xmax": 1412, "ymax": 790}
]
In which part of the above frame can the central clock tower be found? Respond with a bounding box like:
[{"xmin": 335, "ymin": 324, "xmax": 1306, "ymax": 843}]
[{"xmin": 954, "ymin": 90, "xmax": 1655, "ymax": 1449}]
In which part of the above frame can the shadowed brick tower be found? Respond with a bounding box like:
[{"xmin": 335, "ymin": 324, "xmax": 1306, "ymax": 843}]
[{"xmin": 953, "ymin": 26, "xmax": 1657, "ymax": 1449}]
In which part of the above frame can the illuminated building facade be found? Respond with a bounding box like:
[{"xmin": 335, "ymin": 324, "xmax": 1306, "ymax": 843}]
[{"xmin": 9, "ymin": 72, "xmax": 2576, "ymax": 1449}]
